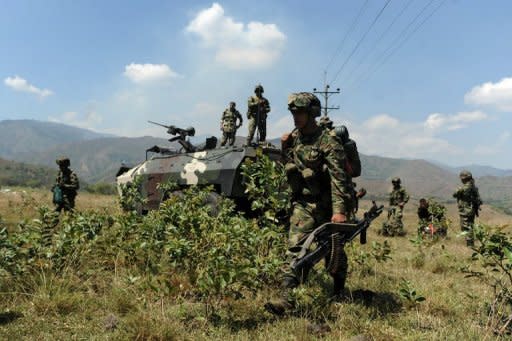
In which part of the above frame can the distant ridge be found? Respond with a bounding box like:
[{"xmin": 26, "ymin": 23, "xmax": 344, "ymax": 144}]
[
  {"xmin": 0, "ymin": 120, "xmax": 510, "ymax": 212},
  {"xmin": 0, "ymin": 119, "xmax": 113, "ymax": 159}
]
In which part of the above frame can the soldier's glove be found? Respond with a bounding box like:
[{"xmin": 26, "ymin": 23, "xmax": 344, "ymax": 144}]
[{"xmin": 281, "ymin": 133, "xmax": 293, "ymax": 151}]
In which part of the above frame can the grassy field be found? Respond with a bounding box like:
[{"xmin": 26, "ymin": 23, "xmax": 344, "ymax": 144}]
[{"xmin": 0, "ymin": 187, "xmax": 511, "ymax": 340}]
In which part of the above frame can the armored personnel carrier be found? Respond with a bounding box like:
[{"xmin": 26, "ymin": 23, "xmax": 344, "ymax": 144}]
[{"xmin": 116, "ymin": 121, "xmax": 281, "ymax": 213}]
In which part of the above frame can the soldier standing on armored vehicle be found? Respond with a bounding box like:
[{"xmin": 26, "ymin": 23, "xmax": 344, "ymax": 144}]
[
  {"xmin": 265, "ymin": 92, "xmax": 355, "ymax": 315},
  {"xmin": 52, "ymin": 157, "xmax": 79, "ymax": 212},
  {"xmin": 220, "ymin": 101, "xmax": 243, "ymax": 146},
  {"xmin": 453, "ymin": 170, "xmax": 482, "ymax": 246},
  {"xmin": 380, "ymin": 177, "xmax": 409, "ymax": 236},
  {"xmin": 246, "ymin": 84, "xmax": 270, "ymax": 145}
]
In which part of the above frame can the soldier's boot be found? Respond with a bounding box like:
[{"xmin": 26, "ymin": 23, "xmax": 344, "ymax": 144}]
[
  {"xmin": 332, "ymin": 273, "xmax": 347, "ymax": 297},
  {"xmin": 264, "ymin": 275, "xmax": 298, "ymax": 316}
]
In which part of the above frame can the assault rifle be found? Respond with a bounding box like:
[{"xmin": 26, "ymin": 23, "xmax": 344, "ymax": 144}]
[{"xmin": 289, "ymin": 202, "xmax": 384, "ymax": 279}]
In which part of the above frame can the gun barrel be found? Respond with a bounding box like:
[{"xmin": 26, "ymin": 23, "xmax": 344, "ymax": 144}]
[{"xmin": 147, "ymin": 120, "xmax": 170, "ymax": 129}]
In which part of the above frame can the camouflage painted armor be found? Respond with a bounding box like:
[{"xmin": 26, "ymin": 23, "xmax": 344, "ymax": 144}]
[
  {"xmin": 246, "ymin": 95, "xmax": 270, "ymax": 144},
  {"xmin": 381, "ymin": 186, "xmax": 409, "ymax": 236},
  {"xmin": 53, "ymin": 168, "xmax": 79, "ymax": 212},
  {"xmin": 283, "ymin": 126, "xmax": 354, "ymax": 291},
  {"xmin": 453, "ymin": 180, "xmax": 481, "ymax": 244},
  {"xmin": 220, "ymin": 107, "xmax": 243, "ymax": 146}
]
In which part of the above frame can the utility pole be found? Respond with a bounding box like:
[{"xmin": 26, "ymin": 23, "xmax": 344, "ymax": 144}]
[{"xmin": 313, "ymin": 83, "xmax": 340, "ymax": 117}]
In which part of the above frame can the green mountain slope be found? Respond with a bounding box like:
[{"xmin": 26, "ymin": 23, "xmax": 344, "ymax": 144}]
[
  {"xmin": 14, "ymin": 136, "xmax": 169, "ymax": 184},
  {"xmin": 0, "ymin": 158, "xmax": 56, "ymax": 188},
  {"xmin": 0, "ymin": 119, "xmax": 112, "ymax": 159}
]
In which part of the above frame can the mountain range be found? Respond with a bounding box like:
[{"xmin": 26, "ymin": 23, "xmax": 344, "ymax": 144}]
[{"xmin": 1, "ymin": 120, "xmax": 511, "ymax": 212}]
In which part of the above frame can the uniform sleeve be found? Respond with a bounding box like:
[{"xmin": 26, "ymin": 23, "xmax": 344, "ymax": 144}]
[
  {"xmin": 236, "ymin": 110, "xmax": 243, "ymax": 124},
  {"xmin": 453, "ymin": 186, "xmax": 463, "ymax": 199},
  {"xmin": 70, "ymin": 172, "xmax": 79, "ymax": 190},
  {"xmin": 322, "ymin": 132, "xmax": 349, "ymax": 214},
  {"xmin": 264, "ymin": 98, "xmax": 271, "ymax": 113},
  {"xmin": 402, "ymin": 189, "xmax": 410, "ymax": 203}
]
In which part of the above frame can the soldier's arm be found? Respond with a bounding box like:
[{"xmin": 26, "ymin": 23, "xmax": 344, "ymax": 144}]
[
  {"xmin": 402, "ymin": 189, "xmax": 410, "ymax": 204},
  {"xmin": 68, "ymin": 173, "xmax": 79, "ymax": 190},
  {"xmin": 264, "ymin": 98, "xmax": 271, "ymax": 113},
  {"xmin": 236, "ymin": 111, "xmax": 243, "ymax": 126},
  {"xmin": 453, "ymin": 187, "xmax": 462, "ymax": 198},
  {"xmin": 323, "ymin": 132, "xmax": 350, "ymax": 215}
]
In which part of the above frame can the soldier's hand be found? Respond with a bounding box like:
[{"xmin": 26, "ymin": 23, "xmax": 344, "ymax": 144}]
[
  {"xmin": 399, "ymin": 202, "xmax": 404, "ymax": 209},
  {"xmin": 331, "ymin": 213, "xmax": 347, "ymax": 223},
  {"xmin": 281, "ymin": 133, "xmax": 292, "ymax": 150}
]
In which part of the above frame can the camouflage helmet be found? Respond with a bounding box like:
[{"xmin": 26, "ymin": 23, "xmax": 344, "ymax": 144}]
[
  {"xmin": 56, "ymin": 157, "xmax": 70, "ymax": 167},
  {"xmin": 391, "ymin": 177, "xmax": 401, "ymax": 185},
  {"xmin": 287, "ymin": 92, "xmax": 321, "ymax": 117},
  {"xmin": 254, "ymin": 84, "xmax": 264, "ymax": 93},
  {"xmin": 459, "ymin": 170, "xmax": 473, "ymax": 181},
  {"xmin": 229, "ymin": 101, "xmax": 236, "ymax": 107}
]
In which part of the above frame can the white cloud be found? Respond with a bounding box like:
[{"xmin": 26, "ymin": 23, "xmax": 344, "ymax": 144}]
[
  {"xmin": 49, "ymin": 110, "xmax": 103, "ymax": 130},
  {"xmin": 464, "ymin": 77, "xmax": 512, "ymax": 112},
  {"xmin": 330, "ymin": 113, "xmax": 462, "ymax": 160},
  {"xmin": 124, "ymin": 63, "xmax": 179, "ymax": 84},
  {"xmin": 424, "ymin": 111, "xmax": 488, "ymax": 131},
  {"xmin": 4, "ymin": 75, "xmax": 53, "ymax": 98},
  {"xmin": 185, "ymin": 3, "xmax": 286, "ymax": 69}
]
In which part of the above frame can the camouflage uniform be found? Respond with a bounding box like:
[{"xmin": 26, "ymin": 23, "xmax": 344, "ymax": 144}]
[
  {"xmin": 246, "ymin": 84, "xmax": 270, "ymax": 145},
  {"xmin": 381, "ymin": 178, "xmax": 409, "ymax": 236},
  {"xmin": 273, "ymin": 93, "xmax": 354, "ymax": 311},
  {"xmin": 453, "ymin": 170, "xmax": 482, "ymax": 246},
  {"xmin": 52, "ymin": 157, "xmax": 79, "ymax": 212},
  {"xmin": 417, "ymin": 198, "xmax": 448, "ymax": 237},
  {"xmin": 220, "ymin": 102, "xmax": 243, "ymax": 146}
]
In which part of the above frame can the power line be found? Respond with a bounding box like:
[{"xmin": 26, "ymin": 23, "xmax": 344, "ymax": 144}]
[
  {"xmin": 313, "ymin": 84, "xmax": 341, "ymax": 117},
  {"xmin": 343, "ymin": 0, "xmax": 415, "ymax": 86},
  {"xmin": 348, "ymin": 0, "xmax": 446, "ymax": 92},
  {"xmin": 330, "ymin": 0, "xmax": 393, "ymax": 85},
  {"xmin": 324, "ymin": 0, "xmax": 370, "ymax": 74}
]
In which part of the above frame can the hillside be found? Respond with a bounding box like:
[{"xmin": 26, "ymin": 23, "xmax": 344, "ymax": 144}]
[
  {"xmin": 0, "ymin": 157, "xmax": 56, "ymax": 188},
  {"xmin": 0, "ymin": 119, "xmax": 112, "ymax": 159},
  {"xmin": 14, "ymin": 136, "xmax": 169, "ymax": 184},
  {"xmin": 0, "ymin": 121, "xmax": 511, "ymax": 211}
]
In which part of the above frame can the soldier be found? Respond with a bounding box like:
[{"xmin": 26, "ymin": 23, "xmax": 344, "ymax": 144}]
[
  {"xmin": 417, "ymin": 198, "xmax": 448, "ymax": 237},
  {"xmin": 246, "ymin": 84, "xmax": 270, "ymax": 145},
  {"xmin": 453, "ymin": 170, "xmax": 482, "ymax": 246},
  {"xmin": 265, "ymin": 92, "xmax": 355, "ymax": 315},
  {"xmin": 380, "ymin": 177, "xmax": 409, "ymax": 236},
  {"xmin": 52, "ymin": 157, "xmax": 79, "ymax": 212},
  {"xmin": 220, "ymin": 101, "xmax": 243, "ymax": 146}
]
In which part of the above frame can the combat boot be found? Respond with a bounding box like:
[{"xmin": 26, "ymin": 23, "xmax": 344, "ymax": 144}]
[
  {"xmin": 264, "ymin": 275, "xmax": 298, "ymax": 316},
  {"xmin": 332, "ymin": 273, "xmax": 349, "ymax": 300}
]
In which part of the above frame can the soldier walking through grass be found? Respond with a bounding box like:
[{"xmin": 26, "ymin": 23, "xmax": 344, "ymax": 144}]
[
  {"xmin": 52, "ymin": 157, "xmax": 79, "ymax": 213},
  {"xmin": 453, "ymin": 170, "xmax": 482, "ymax": 246},
  {"xmin": 380, "ymin": 177, "xmax": 409, "ymax": 236},
  {"xmin": 265, "ymin": 92, "xmax": 356, "ymax": 315}
]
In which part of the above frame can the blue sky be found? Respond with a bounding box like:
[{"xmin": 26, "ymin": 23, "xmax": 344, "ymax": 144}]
[{"xmin": 1, "ymin": 0, "xmax": 511, "ymax": 169}]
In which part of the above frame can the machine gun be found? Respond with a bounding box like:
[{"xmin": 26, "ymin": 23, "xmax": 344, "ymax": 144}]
[
  {"xmin": 148, "ymin": 121, "xmax": 196, "ymax": 153},
  {"xmin": 289, "ymin": 202, "xmax": 384, "ymax": 280}
]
